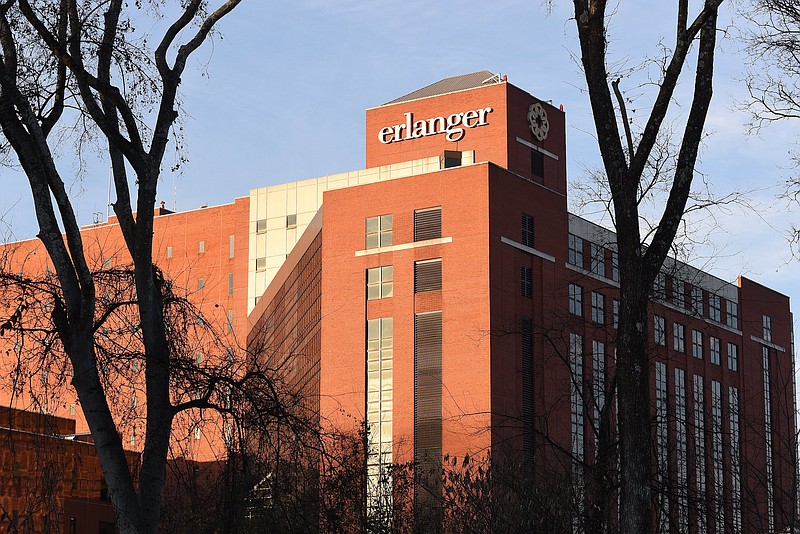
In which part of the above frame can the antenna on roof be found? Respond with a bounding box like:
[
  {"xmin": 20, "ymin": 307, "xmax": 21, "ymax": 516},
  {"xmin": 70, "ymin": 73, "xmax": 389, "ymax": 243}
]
[{"xmin": 482, "ymin": 72, "xmax": 503, "ymax": 85}]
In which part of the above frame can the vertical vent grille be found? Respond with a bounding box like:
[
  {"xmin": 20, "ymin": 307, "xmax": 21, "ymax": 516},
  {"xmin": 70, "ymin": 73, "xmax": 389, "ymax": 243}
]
[
  {"xmin": 522, "ymin": 213, "xmax": 534, "ymax": 248},
  {"xmin": 414, "ymin": 311, "xmax": 443, "ymax": 522},
  {"xmin": 415, "ymin": 259, "xmax": 442, "ymax": 293},
  {"xmin": 521, "ymin": 316, "xmax": 534, "ymax": 468},
  {"xmin": 531, "ymin": 149, "xmax": 544, "ymax": 178},
  {"xmin": 414, "ymin": 207, "xmax": 442, "ymax": 242}
]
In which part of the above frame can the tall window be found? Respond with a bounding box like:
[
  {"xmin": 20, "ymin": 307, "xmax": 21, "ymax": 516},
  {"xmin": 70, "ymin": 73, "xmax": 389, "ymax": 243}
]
[
  {"xmin": 675, "ymin": 368, "xmax": 689, "ymax": 532},
  {"xmin": 654, "ymin": 315, "xmax": 666, "ymax": 346},
  {"xmin": 414, "ymin": 207, "xmax": 442, "ymax": 242},
  {"xmin": 692, "ymin": 330, "xmax": 703, "ymax": 359},
  {"xmin": 521, "ymin": 213, "xmax": 535, "ymax": 248},
  {"xmin": 729, "ymin": 386, "xmax": 742, "ymax": 531},
  {"xmin": 654, "ymin": 272, "xmax": 666, "ymax": 299},
  {"xmin": 367, "ymin": 266, "xmax": 394, "ymax": 300},
  {"xmin": 366, "ymin": 214, "xmax": 393, "ymax": 249},
  {"xmin": 727, "ymin": 342, "xmax": 738, "ymax": 372},
  {"xmin": 568, "ymin": 234, "xmax": 583, "ymax": 268},
  {"xmin": 691, "ymin": 286, "xmax": 703, "ymax": 316},
  {"xmin": 655, "ymin": 361, "xmax": 669, "ymax": 532},
  {"xmin": 367, "ymin": 317, "xmax": 394, "ymax": 522},
  {"xmin": 592, "ymin": 341, "xmax": 605, "ymax": 450},
  {"xmin": 414, "ymin": 259, "xmax": 442, "ymax": 293},
  {"xmin": 711, "ymin": 381, "xmax": 724, "ymax": 528},
  {"xmin": 709, "ymin": 336, "xmax": 720, "ymax": 365},
  {"xmin": 229, "ymin": 235, "xmax": 235, "ymax": 258},
  {"xmin": 569, "ymin": 284, "xmax": 583, "ymax": 317},
  {"xmin": 612, "ymin": 300, "xmax": 619, "ymax": 329},
  {"xmin": 611, "ymin": 251, "xmax": 619, "ymax": 282},
  {"xmin": 570, "ymin": 333, "xmax": 585, "ymax": 463},
  {"xmin": 726, "ymin": 300, "xmax": 739, "ymax": 329},
  {"xmin": 763, "ymin": 346, "xmax": 775, "ymax": 531},
  {"xmin": 673, "ymin": 323, "xmax": 686, "ymax": 353},
  {"xmin": 590, "ymin": 243, "xmax": 605, "ymax": 276},
  {"xmin": 763, "ymin": 315, "xmax": 772, "ymax": 342},
  {"xmin": 198, "ymin": 240, "xmax": 205, "ymax": 254},
  {"xmin": 521, "ymin": 266, "xmax": 532, "ymax": 298},
  {"xmin": 708, "ymin": 295, "xmax": 721, "ymax": 322},
  {"xmin": 591, "ymin": 292, "xmax": 605, "ymax": 324},
  {"xmin": 672, "ymin": 279, "xmax": 685, "ymax": 309},
  {"xmin": 693, "ymin": 374, "xmax": 707, "ymax": 534}
]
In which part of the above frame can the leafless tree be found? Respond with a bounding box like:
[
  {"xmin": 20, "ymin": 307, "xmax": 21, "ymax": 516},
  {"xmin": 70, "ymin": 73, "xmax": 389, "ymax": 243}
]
[
  {"xmin": 569, "ymin": 1, "xmax": 723, "ymax": 532},
  {"xmin": 0, "ymin": 1, "xmax": 253, "ymax": 531},
  {"xmin": 743, "ymin": 0, "xmax": 800, "ymax": 255}
]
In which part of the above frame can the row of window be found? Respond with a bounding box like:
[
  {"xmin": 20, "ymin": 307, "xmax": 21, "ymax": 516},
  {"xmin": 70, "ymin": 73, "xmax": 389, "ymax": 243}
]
[
  {"xmin": 654, "ymin": 316, "xmax": 739, "ymax": 370},
  {"xmin": 653, "ymin": 272, "xmax": 740, "ymax": 329},
  {"xmin": 568, "ymin": 283, "xmax": 620, "ymax": 327},
  {"xmin": 166, "ymin": 235, "xmax": 236, "ymax": 260},
  {"xmin": 570, "ymin": 338, "xmax": 743, "ymax": 532},
  {"xmin": 567, "ymin": 233, "xmax": 619, "ymax": 282},
  {"xmin": 256, "ymin": 214, "xmax": 297, "ymax": 233}
]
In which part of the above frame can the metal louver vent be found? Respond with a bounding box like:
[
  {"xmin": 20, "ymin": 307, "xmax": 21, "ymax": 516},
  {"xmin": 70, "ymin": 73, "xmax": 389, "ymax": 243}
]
[
  {"xmin": 414, "ymin": 208, "xmax": 442, "ymax": 242},
  {"xmin": 521, "ymin": 316, "xmax": 534, "ymax": 467},
  {"xmin": 415, "ymin": 259, "xmax": 442, "ymax": 293},
  {"xmin": 414, "ymin": 311, "xmax": 443, "ymax": 513}
]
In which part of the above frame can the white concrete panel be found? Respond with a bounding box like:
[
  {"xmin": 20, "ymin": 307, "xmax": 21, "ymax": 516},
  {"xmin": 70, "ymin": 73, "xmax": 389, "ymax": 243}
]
[
  {"xmin": 267, "ymin": 190, "xmax": 286, "ymax": 217},
  {"xmin": 297, "ymin": 185, "xmax": 318, "ymax": 213},
  {"xmin": 267, "ymin": 216, "xmax": 284, "ymax": 230},
  {"xmin": 266, "ymin": 230, "xmax": 287, "ymax": 256}
]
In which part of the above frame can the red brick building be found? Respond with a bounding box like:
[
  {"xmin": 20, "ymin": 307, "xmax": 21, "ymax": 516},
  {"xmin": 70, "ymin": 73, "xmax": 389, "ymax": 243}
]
[{"xmin": 247, "ymin": 72, "xmax": 797, "ymax": 532}]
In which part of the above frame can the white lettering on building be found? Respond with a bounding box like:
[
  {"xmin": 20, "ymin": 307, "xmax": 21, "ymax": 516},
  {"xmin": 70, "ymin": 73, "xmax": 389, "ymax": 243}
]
[{"xmin": 378, "ymin": 107, "xmax": 493, "ymax": 144}]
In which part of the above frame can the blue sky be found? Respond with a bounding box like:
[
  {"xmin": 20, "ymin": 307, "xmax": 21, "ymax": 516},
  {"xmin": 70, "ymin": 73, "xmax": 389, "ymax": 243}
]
[{"xmin": 1, "ymin": 1, "xmax": 798, "ymax": 336}]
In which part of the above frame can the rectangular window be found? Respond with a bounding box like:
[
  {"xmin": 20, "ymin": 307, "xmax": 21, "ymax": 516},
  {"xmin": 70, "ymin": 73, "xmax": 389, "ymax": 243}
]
[
  {"xmin": 612, "ymin": 299, "xmax": 619, "ymax": 329},
  {"xmin": 568, "ymin": 234, "xmax": 583, "ymax": 268},
  {"xmin": 708, "ymin": 294, "xmax": 721, "ymax": 322},
  {"xmin": 611, "ymin": 251, "xmax": 619, "ymax": 282},
  {"xmin": 673, "ymin": 323, "xmax": 685, "ymax": 353},
  {"xmin": 763, "ymin": 346, "xmax": 775, "ymax": 530},
  {"xmin": 592, "ymin": 340, "xmax": 605, "ymax": 450},
  {"xmin": 229, "ymin": 235, "xmax": 235, "ymax": 258},
  {"xmin": 763, "ymin": 315, "xmax": 772, "ymax": 342},
  {"xmin": 443, "ymin": 150, "xmax": 462, "ymax": 168},
  {"xmin": 256, "ymin": 219, "xmax": 267, "ymax": 234},
  {"xmin": 531, "ymin": 149, "xmax": 544, "ymax": 177},
  {"xmin": 726, "ymin": 300, "xmax": 739, "ymax": 330},
  {"xmin": 569, "ymin": 284, "xmax": 583, "ymax": 317},
  {"xmin": 166, "ymin": 246, "xmax": 173, "ymax": 259},
  {"xmin": 727, "ymin": 343, "xmax": 738, "ymax": 371},
  {"xmin": 103, "ymin": 257, "xmax": 111, "ymax": 268},
  {"xmin": 693, "ymin": 374, "xmax": 707, "ymax": 534},
  {"xmin": 672, "ymin": 279, "xmax": 685, "ymax": 309},
  {"xmin": 367, "ymin": 317, "xmax": 394, "ymax": 517},
  {"xmin": 654, "ymin": 315, "xmax": 666, "ymax": 346},
  {"xmin": 286, "ymin": 214, "xmax": 297, "ymax": 228},
  {"xmin": 569, "ymin": 333, "xmax": 584, "ymax": 463},
  {"xmin": 654, "ymin": 272, "xmax": 666, "ymax": 299},
  {"xmin": 591, "ymin": 292, "xmax": 604, "ymax": 324},
  {"xmin": 228, "ymin": 272, "xmax": 234, "ymax": 296},
  {"xmin": 414, "ymin": 259, "xmax": 442, "ymax": 293},
  {"xmin": 709, "ymin": 336, "xmax": 720, "ymax": 365},
  {"xmin": 227, "ymin": 310, "xmax": 233, "ymax": 333},
  {"xmin": 255, "ymin": 257, "xmax": 266, "ymax": 272},
  {"xmin": 691, "ymin": 286, "xmax": 703, "ymax": 316},
  {"xmin": 590, "ymin": 243, "xmax": 605, "ymax": 277},
  {"xmin": 521, "ymin": 265, "xmax": 532, "ymax": 298},
  {"xmin": 521, "ymin": 213, "xmax": 535, "ymax": 248},
  {"xmin": 675, "ymin": 368, "xmax": 689, "ymax": 531},
  {"xmin": 655, "ymin": 360, "xmax": 669, "ymax": 533},
  {"xmin": 198, "ymin": 240, "xmax": 205, "ymax": 254},
  {"xmin": 367, "ymin": 266, "xmax": 394, "ymax": 300},
  {"xmin": 692, "ymin": 330, "xmax": 703, "ymax": 359},
  {"xmin": 711, "ymin": 380, "xmax": 724, "ymax": 529},
  {"xmin": 197, "ymin": 278, "xmax": 205, "ymax": 290},
  {"xmin": 414, "ymin": 207, "xmax": 442, "ymax": 242},
  {"xmin": 367, "ymin": 214, "xmax": 393, "ymax": 249},
  {"xmin": 729, "ymin": 386, "xmax": 742, "ymax": 531}
]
